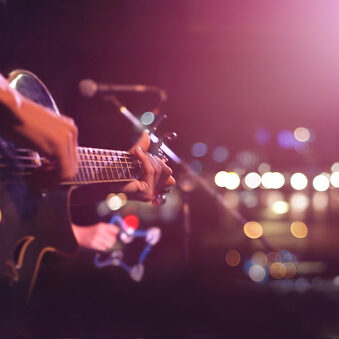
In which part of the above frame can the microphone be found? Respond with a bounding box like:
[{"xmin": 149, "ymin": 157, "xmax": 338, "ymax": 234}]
[{"xmin": 79, "ymin": 79, "xmax": 167, "ymax": 100}]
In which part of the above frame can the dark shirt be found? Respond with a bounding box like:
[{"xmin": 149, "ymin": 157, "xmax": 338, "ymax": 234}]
[{"xmin": 0, "ymin": 1, "xmax": 9, "ymax": 70}]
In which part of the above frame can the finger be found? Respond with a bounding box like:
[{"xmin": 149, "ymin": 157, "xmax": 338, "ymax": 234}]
[
  {"xmin": 101, "ymin": 236, "xmax": 116, "ymax": 249},
  {"xmin": 165, "ymin": 175, "xmax": 176, "ymax": 187},
  {"xmin": 102, "ymin": 224, "xmax": 120, "ymax": 237},
  {"xmin": 135, "ymin": 146, "xmax": 154, "ymax": 189},
  {"xmin": 153, "ymin": 155, "xmax": 174, "ymax": 190},
  {"xmin": 97, "ymin": 223, "xmax": 119, "ymax": 236},
  {"xmin": 108, "ymin": 224, "xmax": 120, "ymax": 235},
  {"xmin": 152, "ymin": 176, "xmax": 175, "ymax": 197},
  {"xmin": 153, "ymin": 155, "xmax": 173, "ymax": 177},
  {"xmin": 129, "ymin": 131, "xmax": 150, "ymax": 153},
  {"xmin": 148, "ymin": 154, "xmax": 162, "ymax": 189},
  {"xmin": 152, "ymin": 193, "xmax": 167, "ymax": 206}
]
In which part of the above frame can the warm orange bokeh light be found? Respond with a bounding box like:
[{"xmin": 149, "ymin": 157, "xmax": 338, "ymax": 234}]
[
  {"xmin": 283, "ymin": 262, "xmax": 297, "ymax": 279},
  {"xmin": 290, "ymin": 221, "xmax": 308, "ymax": 238},
  {"xmin": 269, "ymin": 262, "xmax": 286, "ymax": 279},
  {"xmin": 244, "ymin": 221, "xmax": 263, "ymax": 239},
  {"xmin": 225, "ymin": 249, "xmax": 241, "ymax": 267}
]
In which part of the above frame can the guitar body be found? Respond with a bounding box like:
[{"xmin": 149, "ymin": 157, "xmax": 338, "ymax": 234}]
[{"xmin": 0, "ymin": 70, "xmax": 78, "ymax": 303}]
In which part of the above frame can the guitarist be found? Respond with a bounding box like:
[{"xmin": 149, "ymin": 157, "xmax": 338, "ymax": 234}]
[{"xmin": 0, "ymin": 72, "xmax": 175, "ymax": 247}]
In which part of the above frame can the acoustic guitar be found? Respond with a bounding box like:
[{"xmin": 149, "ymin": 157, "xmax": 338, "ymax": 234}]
[{"xmin": 0, "ymin": 70, "xmax": 142, "ymax": 303}]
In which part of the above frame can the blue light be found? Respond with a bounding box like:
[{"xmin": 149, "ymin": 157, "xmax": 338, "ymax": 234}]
[
  {"xmin": 255, "ymin": 128, "xmax": 271, "ymax": 145},
  {"xmin": 243, "ymin": 259, "xmax": 252, "ymax": 274},
  {"xmin": 212, "ymin": 146, "xmax": 229, "ymax": 162},
  {"xmin": 189, "ymin": 159, "xmax": 203, "ymax": 174},
  {"xmin": 278, "ymin": 249, "xmax": 297, "ymax": 263},
  {"xmin": 141, "ymin": 111, "xmax": 155, "ymax": 126},
  {"xmin": 191, "ymin": 142, "xmax": 208, "ymax": 158},
  {"xmin": 277, "ymin": 130, "xmax": 296, "ymax": 149}
]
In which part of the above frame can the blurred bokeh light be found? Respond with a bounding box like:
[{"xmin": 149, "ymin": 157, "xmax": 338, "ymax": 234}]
[
  {"xmin": 243, "ymin": 221, "xmax": 263, "ymax": 239},
  {"xmin": 290, "ymin": 173, "xmax": 308, "ymax": 190},
  {"xmin": 225, "ymin": 249, "xmax": 241, "ymax": 267},
  {"xmin": 290, "ymin": 221, "xmax": 308, "ymax": 239}
]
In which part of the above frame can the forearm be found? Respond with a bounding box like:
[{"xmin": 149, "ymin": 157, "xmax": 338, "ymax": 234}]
[
  {"xmin": 0, "ymin": 71, "xmax": 79, "ymax": 180},
  {"xmin": 0, "ymin": 73, "xmax": 38, "ymax": 140}
]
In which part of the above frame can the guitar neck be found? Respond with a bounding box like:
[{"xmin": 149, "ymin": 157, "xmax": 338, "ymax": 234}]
[{"xmin": 61, "ymin": 146, "xmax": 140, "ymax": 185}]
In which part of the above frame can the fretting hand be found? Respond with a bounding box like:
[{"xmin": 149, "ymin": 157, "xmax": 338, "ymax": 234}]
[{"xmin": 121, "ymin": 131, "xmax": 175, "ymax": 205}]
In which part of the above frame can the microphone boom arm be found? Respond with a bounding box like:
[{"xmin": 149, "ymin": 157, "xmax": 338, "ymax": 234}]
[{"xmin": 104, "ymin": 94, "xmax": 276, "ymax": 252}]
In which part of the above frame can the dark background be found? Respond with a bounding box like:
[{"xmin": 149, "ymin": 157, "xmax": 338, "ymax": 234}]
[
  {"xmin": 3, "ymin": 0, "xmax": 339, "ymax": 167},
  {"xmin": 2, "ymin": 0, "xmax": 339, "ymax": 337}
]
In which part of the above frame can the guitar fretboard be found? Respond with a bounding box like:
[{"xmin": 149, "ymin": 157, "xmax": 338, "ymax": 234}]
[{"xmin": 62, "ymin": 147, "xmax": 140, "ymax": 185}]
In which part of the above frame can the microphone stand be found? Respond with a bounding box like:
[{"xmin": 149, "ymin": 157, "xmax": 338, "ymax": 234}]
[{"xmin": 104, "ymin": 94, "xmax": 277, "ymax": 254}]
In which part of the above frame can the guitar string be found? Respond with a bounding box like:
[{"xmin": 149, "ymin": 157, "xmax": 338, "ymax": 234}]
[
  {"xmin": 15, "ymin": 146, "xmax": 132, "ymax": 153},
  {"xmin": 14, "ymin": 147, "xmax": 134, "ymax": 158},
  {"xmin": 0, "ymin": 164, "xmax": 136, "ymax": 169},
  {"xmin": 5, "ymin": 147, "xmax": 143, "ymax": 173},
  {"xmin": 1, "ymin": 149, "xmax": 142, "ymax": 181},
  {"xmin": 1, "ymin": 157, "xmax": 135, "ymax": 167},
  {"xmin": 0, "ymin": 161, "xmax": 136, "ymax": 168},
  {"xmin": 2, "ymin": 169, "xmax": 138, "ymax": 180},
  {"xmin": 2, "ymin": 177, "xmax": 134, "ymax": 184},
  {"xmin": 8, "ymin": 154, "xmax": 135, "ymax": 162},
  {"xmin": 0, "ymin": 161, "xmax": 139, "ymax": 179},
  {"xmin": 6, "ymin": 156, "xmax": 135, "ymax": 164}
]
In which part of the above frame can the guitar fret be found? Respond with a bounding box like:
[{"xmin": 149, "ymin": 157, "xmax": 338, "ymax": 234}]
[
  {"xmin": 91, "ymin": 149, "xmax": 96, "ymax": 181},
  {"xmin": 76, "ymin": 148, "xmax": 81, "ymax": 182},
  {"xmin": 98, "ymin": 150, "xmax": 105, "ymax": 181},
  {"xmin": 118, "ymin": 152, "xmax": 126, "ymax": 180},
  {"xmin": 94, "ymin": 149, "xmax": 102, "ymax": 181},
  {"xmin": 106, "ymin": 150, "xmax": 114, "ymax": 180},
  {"xmin": 124, "ymin": 152, "xmax": 132, "ymax": 179},
  {"xmin": 85, "ymin": 151, "xmax": 91, "ymax": 181},
  {"xmin": 64, "ymin": 146, "xmax": 139, "ymax": 185},
  {"xmin": 114, "ymin": 151, "xmax": 121, "ymax": 180},
  {"xmin": 119, "ymin": 151, "xmax": 126, "ymax": 180},
  {"xmin": 79, "ymin": 148, "xmax": 85, "ymax": 181},
  {"xmin": 103, "ymin": 151, "xmax": 109, "ymax": 181},
  {"xmin": 77, "ymin": 148, "xmax": 85, "ymax": 182},
  {"xmin": 80, "ymin": 148, "xmax": 89, "ymax": 182},
  {"xmin": 100, "ymin": 150, "xmax": 107, "ymax": 181},
  {"xmin": 111, "ymin": 151, "xmax": 119, "ymax": 181}
]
